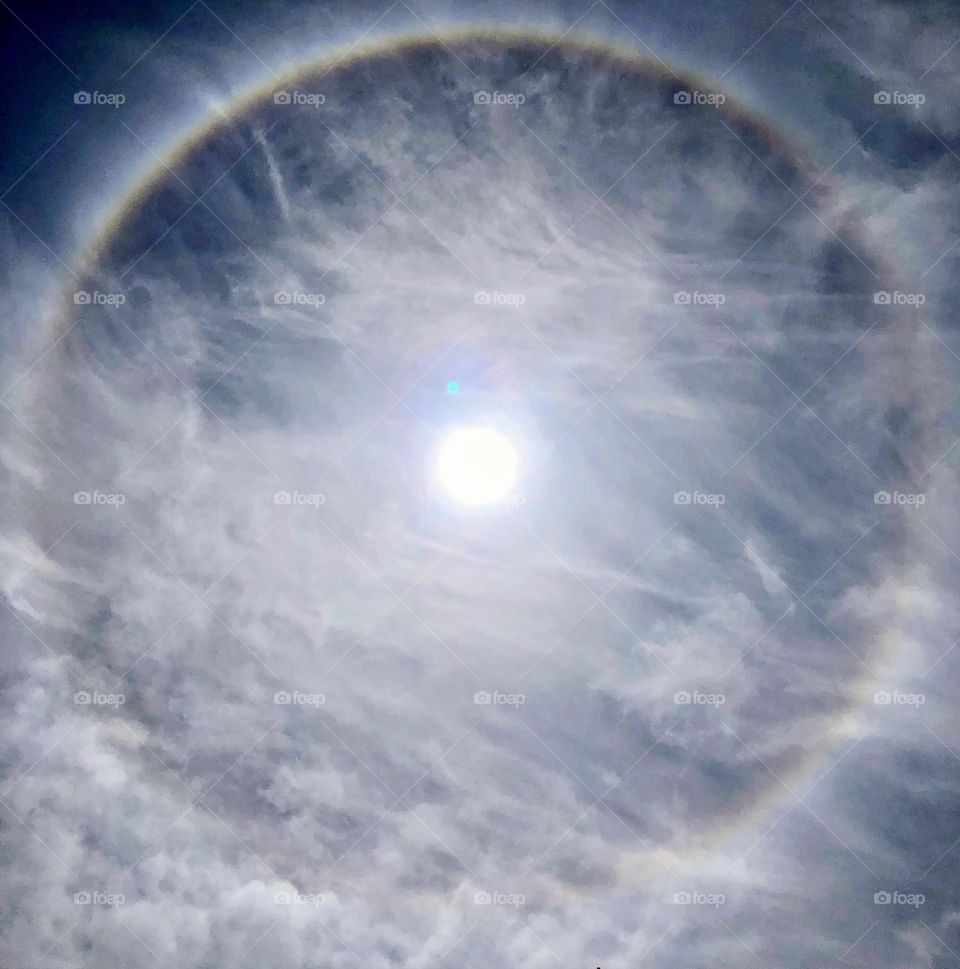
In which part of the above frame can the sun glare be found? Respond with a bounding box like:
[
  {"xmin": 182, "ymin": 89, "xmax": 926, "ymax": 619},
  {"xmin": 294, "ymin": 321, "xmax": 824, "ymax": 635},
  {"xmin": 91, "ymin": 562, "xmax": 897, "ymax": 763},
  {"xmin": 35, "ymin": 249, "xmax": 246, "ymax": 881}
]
[{"xmin": 436, "ymin": 426, "xmax": 518, "ymax": 506}]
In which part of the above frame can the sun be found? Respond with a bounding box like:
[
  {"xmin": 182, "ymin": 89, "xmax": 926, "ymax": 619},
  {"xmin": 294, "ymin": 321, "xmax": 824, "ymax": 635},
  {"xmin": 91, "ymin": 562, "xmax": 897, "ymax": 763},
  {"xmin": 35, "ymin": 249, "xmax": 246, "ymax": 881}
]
[{"xmin": 436, "ymin": 426, "xmax": 519, "ymax": 506}]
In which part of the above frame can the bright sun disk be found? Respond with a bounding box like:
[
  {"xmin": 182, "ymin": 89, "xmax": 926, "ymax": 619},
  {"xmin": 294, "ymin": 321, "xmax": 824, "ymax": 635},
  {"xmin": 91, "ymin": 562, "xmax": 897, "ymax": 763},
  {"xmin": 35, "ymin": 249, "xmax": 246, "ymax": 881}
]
[{"xmin": 436, "ymin": 426, "xmax": 518, "ymax": 506}]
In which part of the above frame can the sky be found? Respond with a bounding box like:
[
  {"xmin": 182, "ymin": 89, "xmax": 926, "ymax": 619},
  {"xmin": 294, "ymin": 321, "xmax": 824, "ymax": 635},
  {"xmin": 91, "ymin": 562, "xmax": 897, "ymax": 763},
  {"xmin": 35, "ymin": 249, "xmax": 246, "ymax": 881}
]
[{"xmin": 1, "ymin": 1, "xmax": 960, "ymax": 967}]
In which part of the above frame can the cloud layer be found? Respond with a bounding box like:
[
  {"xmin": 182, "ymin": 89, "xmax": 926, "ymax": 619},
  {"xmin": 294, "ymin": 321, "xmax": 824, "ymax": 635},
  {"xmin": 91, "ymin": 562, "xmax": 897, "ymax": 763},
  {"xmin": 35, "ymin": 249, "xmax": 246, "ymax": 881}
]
[{"xmin": 2, "ymin": 6, "xmax": 960, "ymax": 968}]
